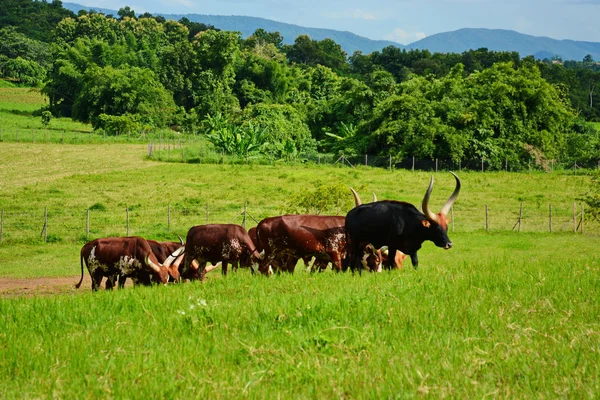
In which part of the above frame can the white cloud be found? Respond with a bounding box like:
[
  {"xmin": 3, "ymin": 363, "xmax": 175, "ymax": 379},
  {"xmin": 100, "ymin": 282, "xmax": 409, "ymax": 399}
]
[
  {"xmin": 160, "ymin": 0, "xmax": 193, "ymax": 7},
  {"xmin": 384, "ymin": 28, "xmax": 427, "ymax": 44},
  {"xmin": 323, "ymin": 8, "xmax": 378, "ymax": 21}
]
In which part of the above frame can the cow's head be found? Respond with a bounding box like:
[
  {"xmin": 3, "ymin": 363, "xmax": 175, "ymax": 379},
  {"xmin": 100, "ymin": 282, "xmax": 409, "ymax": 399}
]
[
  {"xmin": 361, "ymin": 244, "xmax": 383, "ymax": 272},
  {"xmin": 162, "ymin": 237, "xmax": 185, "ymax": 282},
  {"xmin": 421, "ymin": 171, "xmax": 461, "ymax": 249},
  {"xmin": 179, "ymin": 258, "xmax": 217, "ymax": 281},
  {"xmin": 144, "ymin": 253, "xmax": 170, "ymax": 284}
]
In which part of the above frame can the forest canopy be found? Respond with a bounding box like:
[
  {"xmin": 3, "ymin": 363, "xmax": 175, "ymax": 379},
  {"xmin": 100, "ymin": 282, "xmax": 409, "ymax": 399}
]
[{"xmin": 1, "ymin": 2, "xmax": 599, "ymax": 166}]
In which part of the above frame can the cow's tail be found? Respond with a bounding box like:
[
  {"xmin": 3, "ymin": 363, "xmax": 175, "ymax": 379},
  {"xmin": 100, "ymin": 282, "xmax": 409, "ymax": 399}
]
[{"xmin": 75, "ymin": 249, "xmax": 85, "ymax": 289}]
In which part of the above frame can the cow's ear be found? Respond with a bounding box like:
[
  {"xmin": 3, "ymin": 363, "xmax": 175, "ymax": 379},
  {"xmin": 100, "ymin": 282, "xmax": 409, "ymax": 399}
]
[{"xmin": 421, "ymin": 220, "xmax": 431, "ymax": 228}]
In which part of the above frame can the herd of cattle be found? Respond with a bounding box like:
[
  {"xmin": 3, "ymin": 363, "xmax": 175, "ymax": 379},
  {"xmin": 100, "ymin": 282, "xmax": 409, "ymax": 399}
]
[{"xmin": 75, "ymin": 173, "xmax": 461, "ymax": 291}]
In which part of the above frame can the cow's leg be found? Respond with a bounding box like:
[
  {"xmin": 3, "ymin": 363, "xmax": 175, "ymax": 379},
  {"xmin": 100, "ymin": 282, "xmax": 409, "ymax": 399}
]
[
  {"xmin": 348, "ymin": 243, "xmax": 364, "ymax": 273},
  {"xmin": 221, "ymin": 261, "xmax": 229, "ymax": 276},
  {"xmin": 409, "ymin": 252, "xmax": 419, "ymax": 270},
  {"xmin": 91, "ymin": 270, "xmax": 103, "ymax": 291},
  {"xmin": 231, "ymin": 260, "xmax": 239, "ymax": 273},
  {"xmin": 285, "ymin": 256, "xmax": 298, "ymax": 273},
  {"xmin": 385, "ymin": 247, "xmax": 399, "ymax": 270},
  {"xmin": 198, "ymin": 260, "xmax": 208, "ymax": 281},
  {"xmin": 118, "ymin": 274, "xmax": 127, "ymax": 289},
  {"xmin": 105, "ymin": 275, "xmax": 117, "ymax": 290}
]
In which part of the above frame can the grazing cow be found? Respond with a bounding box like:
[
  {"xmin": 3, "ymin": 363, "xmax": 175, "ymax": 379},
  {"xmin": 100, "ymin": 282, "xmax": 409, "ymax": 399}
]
[
  {"xmin": 250, "ymin": 225, "xmax": 321, "ymax": 273},
  {"xmin": 255, "ymin": 215, "xmax": 349, "ymax": 275},
  {"xmin": 180, "ymin": 224, "xmax": 261, "ymax": 281},
  {"xmin": 107, "ymin": 239, "xmax": 187, "ymax": 288},
  {"xmin": 75, "ymin": 236, "xmax": 182, "ymax": 291},
  {"xmin": 345, "ymin": 172, "xmax": 461, "ymax": 272}
]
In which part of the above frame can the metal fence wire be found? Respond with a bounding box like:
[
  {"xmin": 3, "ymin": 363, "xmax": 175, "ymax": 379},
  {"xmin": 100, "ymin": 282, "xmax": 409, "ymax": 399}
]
[{"xmin": 0, "ymin": 201, "xmax": 592, "ymax": 245}]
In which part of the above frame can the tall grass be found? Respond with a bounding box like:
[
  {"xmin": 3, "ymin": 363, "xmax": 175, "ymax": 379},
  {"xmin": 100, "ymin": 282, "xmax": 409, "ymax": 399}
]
[{"xmin": 1, "ymin": 232, "xmax": 599, "ymax": 397}]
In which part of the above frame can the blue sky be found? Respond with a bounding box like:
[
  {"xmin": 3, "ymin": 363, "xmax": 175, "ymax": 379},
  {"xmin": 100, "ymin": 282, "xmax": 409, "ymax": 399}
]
[{"xmin": 73, "ymin": 0, "xmax": 600, "ymax": 44}]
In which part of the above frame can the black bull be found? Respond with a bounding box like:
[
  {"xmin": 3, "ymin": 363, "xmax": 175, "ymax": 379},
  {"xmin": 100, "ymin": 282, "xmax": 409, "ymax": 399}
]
[{"xmin": 344, "ymin": 172, "xmax": 461, "ymax": 272}]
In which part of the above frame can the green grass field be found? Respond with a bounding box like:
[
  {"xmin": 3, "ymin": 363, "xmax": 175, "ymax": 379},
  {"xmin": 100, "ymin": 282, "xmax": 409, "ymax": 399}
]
[{"xmin": 0, "ymin": 87, "xmax": 599, "ymax": 397}]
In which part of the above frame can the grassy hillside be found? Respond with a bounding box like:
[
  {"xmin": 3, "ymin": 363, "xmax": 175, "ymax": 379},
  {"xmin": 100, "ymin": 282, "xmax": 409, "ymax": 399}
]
[{"xmin": 0, "ymin": 87, "xmax": 599, "ymax": 398}]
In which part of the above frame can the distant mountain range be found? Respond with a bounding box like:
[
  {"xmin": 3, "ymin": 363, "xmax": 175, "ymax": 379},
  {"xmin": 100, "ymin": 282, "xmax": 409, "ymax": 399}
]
[{"xmin": 64, "ymin": 2, "xmax": 600, "ymax": 61}]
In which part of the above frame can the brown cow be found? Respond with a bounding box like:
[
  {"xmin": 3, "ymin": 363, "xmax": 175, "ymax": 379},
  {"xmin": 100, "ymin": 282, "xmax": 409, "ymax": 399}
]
[
  {"xmin": 255, "ymin": 215, "xmax": 348, "ymax": 275},
  {"xmin": 75, "ymin": 236, "xmax": 180, "ymax": 291},
  {"xmin": 107, "ymin": 239, "xmax": 188, "ymax": 288},
  {"xmin": 180, "ymin": 224, "xmax": 261, "ymax": 281},
  {"xmin": 249, "ymin": 225, "xmax": 314, "ymax": 273}
]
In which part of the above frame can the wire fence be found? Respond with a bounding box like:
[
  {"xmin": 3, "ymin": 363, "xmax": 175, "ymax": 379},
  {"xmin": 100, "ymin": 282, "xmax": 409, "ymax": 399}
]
[
  {"xmin": 1, "ymin": 128, "xmax": 599, "ymax": 173},
  {"xmin": 0, "ymin": 200, "xmax": 593, "ymax": 246}
]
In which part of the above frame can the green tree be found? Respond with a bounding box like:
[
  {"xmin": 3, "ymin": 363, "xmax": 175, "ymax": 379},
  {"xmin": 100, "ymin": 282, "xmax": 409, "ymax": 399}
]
[{"xmin": 72, "ymin": 65, "xmax": 176, "ymax": 129}]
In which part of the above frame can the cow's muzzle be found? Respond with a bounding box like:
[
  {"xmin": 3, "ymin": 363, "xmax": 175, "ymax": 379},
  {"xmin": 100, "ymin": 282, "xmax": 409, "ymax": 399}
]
[{"xmin": 444, "ymin": 242, "xmax": 453, "ymax": 250}]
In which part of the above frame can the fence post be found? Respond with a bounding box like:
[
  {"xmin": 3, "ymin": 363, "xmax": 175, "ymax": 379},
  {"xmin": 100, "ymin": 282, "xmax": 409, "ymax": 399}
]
[
  {"xmin": 581, "ymin": 204, "xmax": 585, "ymax": 234},
  {"xmin": 126, "ymin": 206, "xmax": 130, "ymax": 236},
  {"xmin": 389, "ymin": 155, "xmax": 392, "ymax": 170},
  {"xmin": 242, "ymin": 201, "xmax": 247, "ymax": 228},
  {"xmin": 573, "ymin": 202, "xmax": 577, "ymax": 233},
  {"xmin": 246, "ymin": 148, "xmax": 249, "ymax": 165},
  {"xmin": 549, "ymin": 204, "xmax": 552, "ymax": 233},
  {"xmin": 365, "ymin": 154, "xmax": 368, "ymax": 167},
  {"xmin": 0, "ymin": 209, "xmax": 3, "ymax": 242},
  {"xmin": 412, "ymin": 156, "xmax": 415, "ymax": 172},
  {"xmin": 435, "ymin": 158, "xmax": 438, "ymax": 172},
  {"xmin": 485, "ymin": 205, "xmax": 489, "ymax": 232},
  {"xmin": 86, "ymin": 209, "xmax": 90, "ymax": 240},
  {"xmin": 505, "ymin": 159, "xmax": 508, "ymax": 172},
  {"xmin": 168, "ymin": 142, "xmax": 171, "ymax": 161},
  {"xmin": 450, "ymin": 206, "xmax": 454, "ymax": 232},
  {"xmin": 168, "ymin": 202, "xmax": 171, "ymax": 233},
  {"xmin": 182, "ymin": 146, "xmax": 185, "ymax": 163},
  {"xmin": 43, "ymin": 207, "xmax": 48, "ymax": 242},
  {"xmin": 518, "ymin": 202, "xmax": 523, "ymax": 232},
  {"xmin": 481, "ymin": 158, "xmax": 484, "ymax": 173}
]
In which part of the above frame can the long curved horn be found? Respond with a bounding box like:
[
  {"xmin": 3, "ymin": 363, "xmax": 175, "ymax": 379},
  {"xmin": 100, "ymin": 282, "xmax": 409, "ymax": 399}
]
[
  {"xmin": 178, "ymin": 235, "xmax": 184, "ymax": 245},
  {"xmin": 421, "ymin": 175, "xmax": 439, "ymax": 223},
  {"xmin": 350, "ymin": 187, "xmax": 362, "ymax": 206},
  {"xmin": 163, "ymin": 245, "xmax": 185, "ymax": 267},
  {"xmin": 145, "ymin": 253, "xmax": 161, "ymax": 274},
  {"xmin": 372, "ymin": 193, "xmax": 377, "ymax": 202},
  {"xmin": 440, "ymin": 171, "xmax": 461, "ymax": 217}
]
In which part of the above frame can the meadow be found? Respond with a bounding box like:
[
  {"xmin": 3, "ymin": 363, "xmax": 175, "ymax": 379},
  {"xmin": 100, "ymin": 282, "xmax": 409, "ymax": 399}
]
[{"xmin": 0, "ymin": 86, "xmax": 599, "ymax": 397}]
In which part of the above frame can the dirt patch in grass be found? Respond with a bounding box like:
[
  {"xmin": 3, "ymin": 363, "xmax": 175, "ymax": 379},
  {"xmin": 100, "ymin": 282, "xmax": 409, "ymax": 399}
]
[{"xmin": 0, "ymin": 275, "xmax": 136, "ymax": 297}]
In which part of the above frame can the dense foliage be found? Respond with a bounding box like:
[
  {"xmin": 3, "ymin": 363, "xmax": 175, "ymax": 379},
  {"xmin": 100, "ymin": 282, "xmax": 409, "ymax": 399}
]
[{"xmin": 2, "ymin": 1, "xmax": 600, "ymax": 166}]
